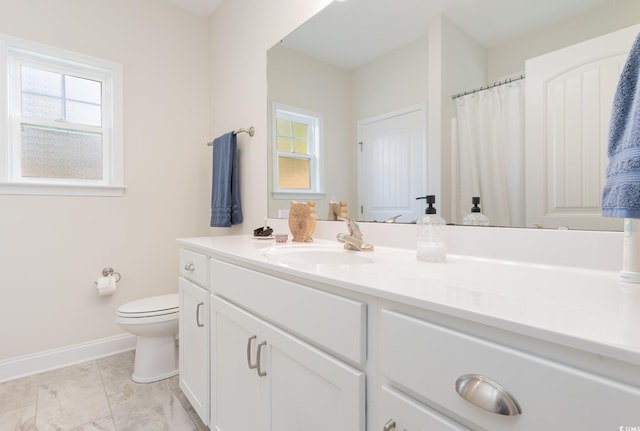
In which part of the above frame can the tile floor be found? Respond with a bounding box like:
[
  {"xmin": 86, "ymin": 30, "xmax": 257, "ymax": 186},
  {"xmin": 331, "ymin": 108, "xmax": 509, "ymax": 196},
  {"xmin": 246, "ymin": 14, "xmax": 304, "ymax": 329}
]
[{"xmin": 0, "ymin": 351, "xmax": 209, "ymax": 431}]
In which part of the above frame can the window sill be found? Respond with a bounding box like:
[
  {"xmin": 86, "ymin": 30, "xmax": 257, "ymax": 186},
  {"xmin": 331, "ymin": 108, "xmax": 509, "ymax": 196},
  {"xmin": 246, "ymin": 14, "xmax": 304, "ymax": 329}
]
[
  {"xmin": 0, "ymin": 181, "xmax": 127, "ymax": 197},
  {"xmin": 272, "ymin": 191, "xmax": 326, "ymax": 200}
]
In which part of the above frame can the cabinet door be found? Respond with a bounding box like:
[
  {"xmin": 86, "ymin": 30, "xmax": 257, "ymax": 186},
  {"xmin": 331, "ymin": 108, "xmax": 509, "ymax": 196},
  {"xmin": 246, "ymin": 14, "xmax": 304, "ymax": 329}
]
[
  {"xmin": 263, "ymin": 320, "xmax": 366, "ymax": 431},
  {"xmin": 380, "ymin": 386, "xmax": 470, "ymax": 431},
  {"xmin": 178, "ymin": 277, "xmax": 210, "ymax": 424},
  {"xmin": 211, "ymin": 296, "xmax": 267, "ymax": 431}
]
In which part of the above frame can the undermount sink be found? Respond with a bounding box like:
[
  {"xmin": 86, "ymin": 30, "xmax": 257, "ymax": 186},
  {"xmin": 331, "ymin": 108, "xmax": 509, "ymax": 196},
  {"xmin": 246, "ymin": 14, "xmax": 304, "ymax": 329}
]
[{"xmin": 262, "ymin": 243, "xmax": 375, "ymax": 268}]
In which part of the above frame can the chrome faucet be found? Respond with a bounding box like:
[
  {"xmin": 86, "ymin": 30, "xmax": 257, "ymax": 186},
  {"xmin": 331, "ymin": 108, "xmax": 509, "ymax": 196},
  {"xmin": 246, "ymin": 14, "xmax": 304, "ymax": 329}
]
[
  {"xmin": 384, "ymin": 214, "xmax": 402, "ymax": 223},
  {"xmin": 337, "ymin": 218, "xmax": 374, "ymax": 251}
]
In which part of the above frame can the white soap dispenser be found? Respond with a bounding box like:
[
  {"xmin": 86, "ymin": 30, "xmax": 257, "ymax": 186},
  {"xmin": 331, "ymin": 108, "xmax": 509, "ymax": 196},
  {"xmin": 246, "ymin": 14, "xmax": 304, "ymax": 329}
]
[
  {"xmin": 416, "ymin": 195, "xmax": 446, "ymax": 262},
  {"xmin": 463, "ymin": 196, "xmax": 490, "ymax": 226}
]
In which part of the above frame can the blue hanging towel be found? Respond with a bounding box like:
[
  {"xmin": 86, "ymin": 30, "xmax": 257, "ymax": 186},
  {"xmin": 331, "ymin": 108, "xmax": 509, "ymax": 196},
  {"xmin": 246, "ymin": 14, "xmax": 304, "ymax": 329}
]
[
  {"xmin": 602, "ymin": 32, "xmax": 640, "ymax": 218},
  {"xmin": 210, "ymin": 132, "xmax": 243, "ymax": 227}
]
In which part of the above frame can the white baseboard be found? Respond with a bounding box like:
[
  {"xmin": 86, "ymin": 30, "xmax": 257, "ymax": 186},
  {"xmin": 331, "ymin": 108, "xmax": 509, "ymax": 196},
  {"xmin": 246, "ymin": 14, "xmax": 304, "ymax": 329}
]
[{"xmin": 0, "ymin": 333, "xmax": 137, "ymax": 383}]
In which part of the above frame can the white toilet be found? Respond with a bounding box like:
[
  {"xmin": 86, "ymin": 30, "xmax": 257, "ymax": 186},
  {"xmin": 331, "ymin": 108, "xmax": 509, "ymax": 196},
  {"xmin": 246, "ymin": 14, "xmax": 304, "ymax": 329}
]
[{"xmin": 116, "ymin": 293, "xmax": 179, "ymax": 383}]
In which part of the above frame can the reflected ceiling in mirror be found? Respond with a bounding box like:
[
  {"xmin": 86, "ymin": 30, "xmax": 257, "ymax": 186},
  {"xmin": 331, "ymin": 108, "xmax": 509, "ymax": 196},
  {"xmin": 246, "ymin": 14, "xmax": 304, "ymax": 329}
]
[{"xmin": 267, "ymin": 0, "xmax": 637, "ymax": 231}]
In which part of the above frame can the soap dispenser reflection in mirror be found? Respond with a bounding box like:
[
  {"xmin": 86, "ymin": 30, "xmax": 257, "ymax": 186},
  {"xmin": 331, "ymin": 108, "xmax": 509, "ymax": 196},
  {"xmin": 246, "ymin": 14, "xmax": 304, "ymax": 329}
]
[{"xmin": 463, "ymin": 197, "xmax": 490, "ymax": 226}]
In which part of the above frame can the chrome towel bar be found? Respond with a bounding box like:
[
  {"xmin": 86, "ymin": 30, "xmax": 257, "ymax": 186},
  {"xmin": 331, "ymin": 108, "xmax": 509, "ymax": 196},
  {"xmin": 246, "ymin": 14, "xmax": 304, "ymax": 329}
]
[{"xmin": 207, "ymin": 126, "xmax": 255, "ymax": 146}]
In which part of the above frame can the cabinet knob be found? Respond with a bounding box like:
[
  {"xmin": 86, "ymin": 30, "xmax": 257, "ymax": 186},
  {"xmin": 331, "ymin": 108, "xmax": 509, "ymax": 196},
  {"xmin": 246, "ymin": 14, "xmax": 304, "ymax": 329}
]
[
  {"xmin": 455, "ymin": 374, "xmax": 522, "ymax": 416},
  {"xmin": 383, "ymin": 419, "xmax": 396, "ymax": 431},
  {"xmin": 184, "ymin": 262, "xmax": 195, "ymax": 271}
]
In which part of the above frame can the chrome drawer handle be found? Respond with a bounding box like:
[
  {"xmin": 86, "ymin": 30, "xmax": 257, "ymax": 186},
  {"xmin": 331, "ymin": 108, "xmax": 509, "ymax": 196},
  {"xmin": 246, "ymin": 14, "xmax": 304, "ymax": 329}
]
[
  {"xmin": 196, "ymin": 302, "xmax": 204, "ymax": 327},
  {"xmin": 184, "ymin": 262, "xmax": 195, "ymax": 271},
  {"xmin": 383, "ymin": 419, "xmax": 396, "ymax": 431},
  {"xmin": 246, "ymin": 336, "xmax": 257, "ymax": 370},
  {"xmin": 257, "ymin": 341, "xmax": 267, "ymax": 377},
  {"xmin": 455, "ymin": 374, "xmax": 522, "ymax": 416}
]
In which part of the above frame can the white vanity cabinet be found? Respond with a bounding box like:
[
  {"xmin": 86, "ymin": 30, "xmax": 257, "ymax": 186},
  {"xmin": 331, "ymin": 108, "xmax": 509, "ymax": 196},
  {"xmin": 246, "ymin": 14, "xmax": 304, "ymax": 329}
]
[
  {"xmin": 209, "ymin": 259, "xmax": 366, "ymax": 431},
  {"xmin": 379, "ymin": 308, "xmax": 640, "ymax": 430},
  {"xmin": 178, "ymin": 249, "xmax": 210, "ymax": 425},
  {"xmin": 177, "ymin": 235, "xmax": 640, "ymax": 431},
  {"xmin": 211, "ymin": 295, "xmax": 365, "ymax": 431}
]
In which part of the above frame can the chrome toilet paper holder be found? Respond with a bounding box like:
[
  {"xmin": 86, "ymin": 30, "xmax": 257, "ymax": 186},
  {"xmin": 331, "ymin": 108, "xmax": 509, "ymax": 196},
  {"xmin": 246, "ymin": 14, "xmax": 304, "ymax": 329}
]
[{"xmin": 95, "ymin": 267, "xmax": 122, "ymax": 284}]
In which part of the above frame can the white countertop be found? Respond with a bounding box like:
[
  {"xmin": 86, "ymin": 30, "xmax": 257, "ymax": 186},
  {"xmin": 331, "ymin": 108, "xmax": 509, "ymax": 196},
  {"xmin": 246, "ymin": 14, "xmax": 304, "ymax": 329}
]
[{"xmin": 177, "ymin": 234, "xmax": 640, "ymax": 367}]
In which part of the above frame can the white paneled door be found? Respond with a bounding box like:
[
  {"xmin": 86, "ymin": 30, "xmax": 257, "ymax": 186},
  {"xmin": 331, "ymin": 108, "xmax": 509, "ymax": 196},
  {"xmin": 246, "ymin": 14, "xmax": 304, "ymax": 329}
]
[
  {"xmin": 358, "ymin": 105, "xmax": 426, "ymax": 224},
  {"xmin": 525, "ymin": 24, "xmax": 640, "ymax": 230}
]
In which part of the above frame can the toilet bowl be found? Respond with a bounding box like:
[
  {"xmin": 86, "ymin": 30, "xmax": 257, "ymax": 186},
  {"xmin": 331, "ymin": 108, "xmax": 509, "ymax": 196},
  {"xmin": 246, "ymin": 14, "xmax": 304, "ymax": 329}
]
[{"xmin": 116, "ymin": 293, "xmax": 179, "ymax": 383}]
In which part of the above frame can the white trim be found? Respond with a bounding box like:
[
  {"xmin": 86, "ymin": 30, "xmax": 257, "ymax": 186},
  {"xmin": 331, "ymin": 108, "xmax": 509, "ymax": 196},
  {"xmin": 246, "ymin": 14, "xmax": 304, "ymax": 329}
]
[
  {"xmin": 0, "ymin": 333, "xmax": 136, "ymax": 383},
  {"xmin": 272, "ymin": 191, "xmax": 327, "ymax": 200},
  {"xmin": 271, "ymin": 102, "xmax": 324, "ymax": 195},
  {"xmin": 0, "ymin": 33, "xmax": 125, "ymax": 196},
  {"xmin": 0, "ymin": 181, "xmax": 126, "ymax": 196}
]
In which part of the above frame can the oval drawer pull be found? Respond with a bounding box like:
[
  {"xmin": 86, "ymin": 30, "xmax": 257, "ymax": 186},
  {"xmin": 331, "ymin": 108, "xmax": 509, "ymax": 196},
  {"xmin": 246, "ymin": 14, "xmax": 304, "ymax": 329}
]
[
  {"xmin": 455, "ymin": 374, "xmax": 522, "ymax": 416},
  {"xmin": 184, "ymin": 262, "xmax": 195, "ymax": 271}
]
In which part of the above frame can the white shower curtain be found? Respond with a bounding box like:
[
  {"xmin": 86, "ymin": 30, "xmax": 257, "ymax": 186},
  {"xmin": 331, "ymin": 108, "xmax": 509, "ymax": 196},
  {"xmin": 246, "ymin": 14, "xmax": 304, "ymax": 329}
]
[{"xmin": 454, "ymin": 79, "xmax": 525, "ymax": 227}]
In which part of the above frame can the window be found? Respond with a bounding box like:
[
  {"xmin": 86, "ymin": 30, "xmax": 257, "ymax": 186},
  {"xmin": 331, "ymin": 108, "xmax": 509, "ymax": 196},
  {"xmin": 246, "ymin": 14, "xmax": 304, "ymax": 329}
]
[
  {"xmin": 0, "ymin": 34, "xmax": 124, "ymax": 196},
  {"xmin": 272, "ymin": 104, "xmax": 323, "ymax": 199}
]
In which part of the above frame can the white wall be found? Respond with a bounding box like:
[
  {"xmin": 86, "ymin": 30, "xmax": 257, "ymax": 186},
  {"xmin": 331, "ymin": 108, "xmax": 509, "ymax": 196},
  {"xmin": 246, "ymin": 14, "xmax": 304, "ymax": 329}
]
[
  {"xmin": 0, "ymin": 0, "xmax": 211, "ymax": 360},
  {"xmin": 267, "ymin": 36, "xmax": 430, "ymax": 222},
  {"xmin": 488, "ymin": 0, "xmax": 640, "ymax": 81},
  {"xmin": 352, "ymin": 36, "xmax": 429, "ymax": 120},
  {"xmin": 208, "ymin": 0, "xmax": 332, "ymax": 236},
  {"xmin": 426, "ymin": 15, "xmax": 487, "ymax": 222},
  {"xmin": 440, "ymin": 17, "xmax": 487, "ymax": 222},
  {"xmin": 267, "ymin": 44, "xmax": 353, "ymax": 219}
]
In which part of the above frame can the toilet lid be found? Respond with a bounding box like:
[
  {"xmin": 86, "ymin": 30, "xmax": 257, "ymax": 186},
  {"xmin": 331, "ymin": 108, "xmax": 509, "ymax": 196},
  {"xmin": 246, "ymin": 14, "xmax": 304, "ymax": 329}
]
[{"xmin": 118, "ymin": 293, "xmax": 179, "ymax": 316}]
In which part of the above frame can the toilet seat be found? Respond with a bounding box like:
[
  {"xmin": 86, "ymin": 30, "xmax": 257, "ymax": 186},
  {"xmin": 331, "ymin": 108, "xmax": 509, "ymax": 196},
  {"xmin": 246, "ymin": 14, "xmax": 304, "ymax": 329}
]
[{"xmin": 117, "ymin": 293, "xmax": 179, "ymax": 319}]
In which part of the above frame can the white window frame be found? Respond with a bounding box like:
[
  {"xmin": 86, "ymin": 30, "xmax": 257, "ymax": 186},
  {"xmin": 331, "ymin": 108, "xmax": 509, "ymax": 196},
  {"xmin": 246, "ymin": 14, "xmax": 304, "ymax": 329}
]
[
  {"xmin": 271, "ymin": 103, "xmax": 324, "ymax": 200},
  {"xmin": 0, "ymin": 34, "xmax": 124, "ymax": 196}
]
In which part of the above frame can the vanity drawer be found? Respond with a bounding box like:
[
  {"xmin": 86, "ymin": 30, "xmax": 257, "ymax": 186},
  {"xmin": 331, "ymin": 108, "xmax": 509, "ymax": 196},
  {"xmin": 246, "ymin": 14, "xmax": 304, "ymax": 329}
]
[
  {"xmin": 380, "ymin": 309, "xmax": 640, "ymax": 430},
  {"xmin": 210, "ymin": 259, "xmax": 366, "ymax": 365},
  {"xmin": 380, "ymin": 385, "xmax": 469, "ymax": 431},
  {"xmin": 179, "ymin": 248, "xmax": 209, "ymax": 287}
]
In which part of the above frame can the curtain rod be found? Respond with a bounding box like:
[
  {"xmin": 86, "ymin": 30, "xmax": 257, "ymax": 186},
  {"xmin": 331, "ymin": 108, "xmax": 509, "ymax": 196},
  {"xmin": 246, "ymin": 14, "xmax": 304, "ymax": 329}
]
[{"xmin": 451, "ymin": 74, "xmax": 525, "ymax": 100}]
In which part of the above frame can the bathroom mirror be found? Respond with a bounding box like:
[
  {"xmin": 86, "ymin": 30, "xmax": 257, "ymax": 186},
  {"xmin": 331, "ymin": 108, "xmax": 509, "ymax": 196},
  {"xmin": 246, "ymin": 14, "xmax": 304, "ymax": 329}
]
[{"xmin": 267, "ymin": 0, "xmax": 639, "ymax": 231}]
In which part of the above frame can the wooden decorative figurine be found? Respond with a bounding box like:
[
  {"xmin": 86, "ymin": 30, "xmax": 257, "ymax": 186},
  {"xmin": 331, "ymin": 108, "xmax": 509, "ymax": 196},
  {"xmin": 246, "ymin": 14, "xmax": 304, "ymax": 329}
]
[
  {"xmin": 327, "ymin": 200, "xmax": 348, "ymax": 221},
  {"xmin": 288, "ymin": 200, "xmax": 317, "ymax": 242}
]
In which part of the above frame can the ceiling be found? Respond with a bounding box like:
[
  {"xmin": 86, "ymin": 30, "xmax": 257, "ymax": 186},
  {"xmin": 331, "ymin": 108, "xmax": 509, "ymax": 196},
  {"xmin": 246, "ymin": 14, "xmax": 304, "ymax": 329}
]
[
  {"xmin": 163, "ymin": 0, "xmax": 615, "ymax": 70},
  {"xmin": 162, "ymin": 0, "xmax": 221, "ymax": 16},
  {"xmin": 280, "ymin": 0, "xmax": 614, "ymax": 70}
]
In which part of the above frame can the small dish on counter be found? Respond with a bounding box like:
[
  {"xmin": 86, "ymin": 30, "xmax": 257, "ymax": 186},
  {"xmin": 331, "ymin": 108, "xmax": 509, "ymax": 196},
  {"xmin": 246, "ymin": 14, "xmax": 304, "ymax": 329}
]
[
  {"xmin": 253, "ymin": 226, "xmax": 273, "ymax": 239},
  {"xmin": 275, "ymin": 233, "xmax": 289, "ymax": 243}
]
